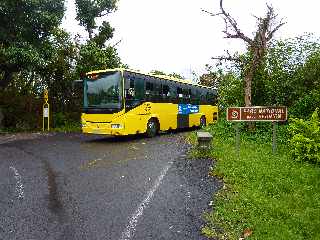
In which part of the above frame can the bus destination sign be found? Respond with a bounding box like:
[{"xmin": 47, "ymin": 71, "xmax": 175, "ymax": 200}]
[{"xmin": 227, "ymin": 106, "xmax": 287, "ymax": 122}]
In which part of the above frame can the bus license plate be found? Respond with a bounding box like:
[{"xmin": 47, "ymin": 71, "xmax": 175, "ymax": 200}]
[{"xmin": 92, "ymin": 129, "xmax": 101, "ymax": 134}]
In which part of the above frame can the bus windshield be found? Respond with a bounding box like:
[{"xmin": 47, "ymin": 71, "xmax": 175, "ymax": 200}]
[{"xmin": 84, "ymin": 71, "xmax": 123, "ymax": 110}]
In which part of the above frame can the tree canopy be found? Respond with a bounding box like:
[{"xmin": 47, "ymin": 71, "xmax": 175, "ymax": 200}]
[
  {"xmin": 75, "ymin": 0, "xmax": 117, "ymax": 40},
  {"xmin": 0, "ymin": 0, "xmax": 65, "ymax": 89}
]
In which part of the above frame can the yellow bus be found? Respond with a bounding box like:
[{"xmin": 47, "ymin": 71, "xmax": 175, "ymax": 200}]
[{"xmin": 81, "ymin": 69, "xmax": 218, "ymax": 137}]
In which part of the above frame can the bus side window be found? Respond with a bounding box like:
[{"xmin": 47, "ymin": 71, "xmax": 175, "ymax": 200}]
[
  {"xmin": 162, "ymin": 85, "xmax": 170, "ymax": 98},
  {"xmin": 188, "ymin": 89, "xmax": 192, "ymax": 98},
  {"xmin": 146, "ymin": 81, "xmax": 154, "ymax": 102},
  {"xmin": 169, "ymin": 83, "xmax": 177, "ymax": 103},
  {"xmin": 146, "ymin": 81, "xmax": 154, "ymax": 95},
  {"xmin": 177, "ymin": 87, "xmax": 183, "ymax": 99},
  {"xmin": 153, "ymin": 78, "xmax": 161, "ymax": 101},
  {"xmin": 194, "ymin": 89, "xmax": 200, "ymax": 105},
  {"xmin": 190, "ymin": 87, "xmax": 197, "ymax": 105},
  {"xmin": 200, "ymin": 89, "xmax": 206, "ymax": 104},
  {"xmin": 208, "ymin": 90, "xmax": 217, "ymax": 105},
  {"xmin": 182, "ymin": 88, "xmax": 189, "ymax": 104},
  {"xmin": 130, "ymin": 78, "xmax": 134, "ymax": 88}
]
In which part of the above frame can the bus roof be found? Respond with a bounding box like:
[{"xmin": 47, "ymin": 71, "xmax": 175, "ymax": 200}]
[{"xmin": 86, "ymin": 68, "xmax": 217, "ymax": 90}]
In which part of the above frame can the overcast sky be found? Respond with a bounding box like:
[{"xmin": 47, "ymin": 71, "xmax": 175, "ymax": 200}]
[{"xmin": 62, "ymin": 0, "xmax": 320, "ymax": 78}]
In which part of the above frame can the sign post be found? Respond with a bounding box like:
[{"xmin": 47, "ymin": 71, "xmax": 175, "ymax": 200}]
[
  {"xmin": 272, "ymin": 121, "xmax": 277, "ymax": 153},
  {"xmin": 227, "ymin": 106, "xmax": 287, "ymax": 155},
  {"xmin": 235, "ymin": 123, "xmax": 240, "ymax": 158},
  {"xmin": 43, "ymin": 89, "xmax": 50, "ymax": 131}
]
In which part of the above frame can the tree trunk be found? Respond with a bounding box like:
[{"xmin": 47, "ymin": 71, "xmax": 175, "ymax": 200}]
[
  {"xmin": 244, "ymin": 72, "xmax": 253, "ymax": 107},
  {"xmin": 88, "ymin": 29, "xmax": 93, "ymax": 40}
]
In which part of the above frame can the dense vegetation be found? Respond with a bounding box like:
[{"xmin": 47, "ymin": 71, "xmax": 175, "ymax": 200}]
[
  {"xmin": 0, "ymin": 0, "xmax": 123, "ymax": 131},
  {"xmin": 189, "ymin": 119, "xmax": 320, "ymax": 240},
  {"xmin": 202, "ymin": 34, "xmax": 320, "ymax": 119},
  {"xmin": 197, "ymin": 33, "xmax": 320, "ymax": 240}
]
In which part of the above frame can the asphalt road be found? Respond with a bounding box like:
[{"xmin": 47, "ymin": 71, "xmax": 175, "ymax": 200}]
[{"xmin": 0, "ymin": 132, "xmax": 220, "ymax": 240}]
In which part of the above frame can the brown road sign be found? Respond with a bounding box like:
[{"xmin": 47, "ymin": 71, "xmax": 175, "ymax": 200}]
[{"xmin": 227, "ymin": 106, "xmax": 287, "ymax": 122}]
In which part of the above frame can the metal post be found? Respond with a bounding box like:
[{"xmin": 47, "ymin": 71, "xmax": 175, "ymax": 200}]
[
  {"xmin": 42, "ymin": 89, "xmax": 50, "ymax": 131},
  {"xmin": 235, "ymin": 123, "xmax": 240, "ymax": 158},
  {"xmin": 272, "ymin": 121, "xmax": 277, "ymax": 153}
]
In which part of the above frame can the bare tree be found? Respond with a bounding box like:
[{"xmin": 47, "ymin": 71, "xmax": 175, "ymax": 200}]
[{"xmin": 203, "ymin": 0, "xmax": 285, "ymax": 107}]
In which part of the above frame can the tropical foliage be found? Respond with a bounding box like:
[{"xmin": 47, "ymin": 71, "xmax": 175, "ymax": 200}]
[
  {"xmin": 201, "ymin": 34, "xmax": 320, "ymax": 119},
  {"xmin": 0, "ymin": 0, "xmax": 123, "ymax": 130}
]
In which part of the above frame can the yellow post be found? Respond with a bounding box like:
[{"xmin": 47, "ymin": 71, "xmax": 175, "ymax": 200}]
[{"xmin": 43, "ymin": 89, "xmax": 50, "ymax": 131}]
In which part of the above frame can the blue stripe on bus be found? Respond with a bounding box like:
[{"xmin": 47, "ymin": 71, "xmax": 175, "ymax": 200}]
[{"xmin": 178, "ymin": 104, "xmax": 199, "ymax": 115}]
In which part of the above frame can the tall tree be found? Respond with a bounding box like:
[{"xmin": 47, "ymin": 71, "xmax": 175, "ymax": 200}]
[
  {"xmin": 0, "ymin": 0, "xmax": 65, "ymax": 90},
  {"xmin": 75, "ymin": 0, "xmax": 117, "ymax": 40},
  {"xmin": 75, "ymin": 0, "xmax": 122, "ymax": 74},
  {"xmin": 203, "ymin": 0, "xmax": 285, "ymax": 107}
]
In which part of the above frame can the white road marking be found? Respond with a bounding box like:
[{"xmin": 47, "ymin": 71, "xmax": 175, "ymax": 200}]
[
  {"xmin": 9, "ymin": 166, "xmax": 24, "ymax": 199},
  {"xmin": 119, "ymin": 161, "xmax": 173, "ymax": 240}
]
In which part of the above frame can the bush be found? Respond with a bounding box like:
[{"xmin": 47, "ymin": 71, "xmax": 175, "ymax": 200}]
[
  {"xmin": 0, "ymin": 90, "xmax": 42, "ymax": 131},
  {"xmin": 53, "ymin": 112, "xmax": 67, "ymax": 128},
  {"xmin": 290, "ymin": 89, "xmax": 320, "ymax": 119},
  {"xmin": 52, "ymin": 112, "xmax": 81, "ymax": 132},
  {"xmin": 288, "ymin": 108, "xmax": 320, "ymax": 164}
]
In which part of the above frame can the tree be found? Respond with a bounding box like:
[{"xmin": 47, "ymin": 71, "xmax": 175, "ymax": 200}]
[
  {"xmin": 0, "ymin": 0, "xmax": 65, "ymax": 90},
  {"xmin": 76, "ymin": 41, "xmax": 121, "ymax": 74},
  {"xmin": 150, "ymin": 70, "xmax": 184, "ymax": 79},
  {"xmin": 199, "ymin": 65, "xmax": 220, "ymax": 88},
  {"xmin": 75, "ymin": 0, "xmax": 117, "ymax": 40},
  {"xmin": 41, "ymin": 29, "xmax": 79, "ymax": 111},
  {"xmin": 203, "ymin": 0, "xmax": 285, "ymax": 107},
  {"xmin": 75, "ymin": 0, "xmax": 122, "ymax": 74}
]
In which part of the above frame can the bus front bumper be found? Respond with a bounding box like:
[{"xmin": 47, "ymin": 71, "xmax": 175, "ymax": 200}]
[{"xmin": 82, "ymin": 123, "xmax": 126, "ymax": 135}]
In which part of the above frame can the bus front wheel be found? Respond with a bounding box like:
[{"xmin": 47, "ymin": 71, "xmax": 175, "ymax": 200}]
[
  {"xmin": 200, "ymin": 116, "xmax": 206, "ymax": 128},
  {"xmin": 146, "ymin": 118, "xmax": 158, "ymax": 137}
]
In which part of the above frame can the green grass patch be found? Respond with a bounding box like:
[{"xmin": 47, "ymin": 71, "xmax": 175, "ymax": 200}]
[
  {"xmin": 193, "ymin": 121, "xmax": 320, "ymax": 240},
  {"xmin": 51, "ymin": 121, "xmax": 81, "ymax": 133}
]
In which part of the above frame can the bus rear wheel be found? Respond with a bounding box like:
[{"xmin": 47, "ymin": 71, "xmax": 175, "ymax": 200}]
[
  {"xmin": 200, "ymin": 116, "xmax": 206, "ymax": 128},
  {"xmin": 146, "ymin": 119, "xmax": 158, "ymax": 138}
]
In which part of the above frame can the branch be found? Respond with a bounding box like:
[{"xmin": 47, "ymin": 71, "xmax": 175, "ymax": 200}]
[
  {"xmin": 212, "ymin": 56, "xmax": 239, "ymax": 62},
  {"xmin": 267, "ymin": 20, "xmax": 286, "ymax": 41},
  {"xmin": 211, "ymin": 50, "xmax": 243, "ymax": 63},
  {"xmin": 112, "ymin": 39, "xmax": 122, "ymax": 48},
  {"xmin": 201, "ymin": 9, "xmax": 223, "ymax": 17},
  {"xmin": 219, "ymin": 0, "xmax": 253, "ymax": 44}
]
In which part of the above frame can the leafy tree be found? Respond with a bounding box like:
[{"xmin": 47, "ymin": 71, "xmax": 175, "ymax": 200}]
[
  {"xmin": 76, "ymin": 41, "xmax": 121, "ymax": 74},
  {"xmin": 251, "ymin": 35, "xmax": 320, "ymax": 117},
  {"xmin": 0, "ymin": 0, "xmax": 65, "ymax": 90},
  {"xmin": 75, "ymin": 0, "xmax": 117, "ymax": 40},
  {"xmin": 199, "ymin": 65, "xmax": 221, "ymax": 88},
  {"xmin": 75, "ymin": 0, "xmax": 122, "ymax": 74},
  {"xmin": 41, "ymin": 29, "xmax": 79, "ymax": 111},
  {"xmin": 199, "ymin": 66, "xmax": 243, "ymax": 111}
]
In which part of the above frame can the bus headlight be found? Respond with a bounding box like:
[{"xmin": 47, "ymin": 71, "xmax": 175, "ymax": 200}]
[{"xmin": 111, "ymin": 124, "xmax": 123, "ymax": 129}]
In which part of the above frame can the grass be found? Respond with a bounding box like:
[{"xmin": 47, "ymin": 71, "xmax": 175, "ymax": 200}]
[
  {"xmin": 190, "ymin": 120, "xmax": 320, "ymax": 240},
  {"xmin": 51, "ymin": 121, "xmax": 81, "ymax": 133}
]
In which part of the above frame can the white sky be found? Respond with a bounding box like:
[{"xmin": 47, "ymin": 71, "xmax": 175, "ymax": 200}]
[{"xmin": 62, "ymin": 0, "xmax": 320, "ymax": 78}]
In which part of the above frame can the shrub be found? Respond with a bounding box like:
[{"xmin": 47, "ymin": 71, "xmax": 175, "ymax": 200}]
[
  {"xmin": 53, "ymin": 112, "xmax": 67, "ymax": 128},
  {"xmin": 288, "ymin": 108, "xmax": 320, "ymax": 164}
]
